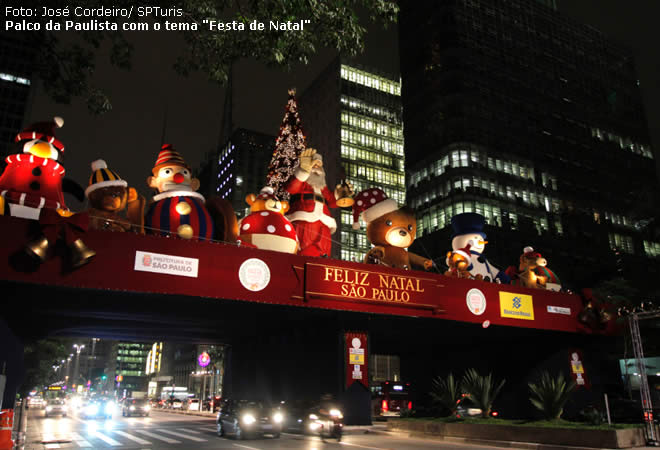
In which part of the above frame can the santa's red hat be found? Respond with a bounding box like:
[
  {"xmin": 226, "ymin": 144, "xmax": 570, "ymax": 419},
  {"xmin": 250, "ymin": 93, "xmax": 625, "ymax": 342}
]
[
  {"xmin": 152, "ymin": 144, "xmax": 188, "ymax": 174},
  {"xmin": 15, "ymin": 116, "xmax": 65, "ymax": 151},
  {"xmin": 454, "ymin": 243, "xmax": 472, "ymax": 259},
  {"xmin": 351, "ymin": 188, "xmax": 398, "ymax": 230}
]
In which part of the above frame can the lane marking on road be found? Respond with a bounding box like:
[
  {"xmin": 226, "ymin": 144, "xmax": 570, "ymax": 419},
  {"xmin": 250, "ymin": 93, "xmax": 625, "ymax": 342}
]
[
  {"xmin": 157, "ymin": 428, "xmax": 208, "ymax": 441},
  {"xmin": 44, "ymin": 444, "xmax": 61, "ymax": 449},
  {"xmin": 93, "ymin": 431, "xmax": 122, "ymax": 446},
  {"xmin": 177, "ymin": 427, "xmax": 202, "ymax": 434},
  {"xmin": 112, "ymin": 430, "xmax": 152, "ymax": 445},
  {"xmin": 70, "ymin": 432, "xmax": 93, "ymax": 447},
  {"xmin": 134, "ymin": 429, "xmax": 181, "ymax": 444},
  {"xmin": 232, "ymin": 444, "xmax": 261, "ymax": 450}
]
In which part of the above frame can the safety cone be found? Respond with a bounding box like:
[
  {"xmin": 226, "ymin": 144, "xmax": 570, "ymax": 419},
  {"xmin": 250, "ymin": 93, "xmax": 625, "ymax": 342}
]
[{"xmin": 0, "ymin": 409, "xmax": 14, "ymax": 450}]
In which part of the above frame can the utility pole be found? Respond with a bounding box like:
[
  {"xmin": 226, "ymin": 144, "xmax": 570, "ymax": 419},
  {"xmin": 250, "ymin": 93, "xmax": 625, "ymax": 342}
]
[{"xmin": 72, "ymin": 344, "xmax": 85, "ymax": 390}]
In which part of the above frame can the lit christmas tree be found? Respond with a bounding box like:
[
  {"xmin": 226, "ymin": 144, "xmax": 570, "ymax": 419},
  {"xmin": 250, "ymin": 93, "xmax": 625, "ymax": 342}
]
[{"xmin": 266, "ymin": 88, "xmax": 307, "ymax": 200}]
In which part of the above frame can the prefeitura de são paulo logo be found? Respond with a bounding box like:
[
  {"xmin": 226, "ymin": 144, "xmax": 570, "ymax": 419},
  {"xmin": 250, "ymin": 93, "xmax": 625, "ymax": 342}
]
[{"xmin": 142, "ymin": 254, "xmax": 152, "ymax": 267}]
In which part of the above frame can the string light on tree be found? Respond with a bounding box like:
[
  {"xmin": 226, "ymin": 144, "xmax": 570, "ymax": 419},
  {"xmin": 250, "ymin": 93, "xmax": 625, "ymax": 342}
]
[{"xmin": 266, "ymin": 88, "xmax": 307, "ymax": 201}]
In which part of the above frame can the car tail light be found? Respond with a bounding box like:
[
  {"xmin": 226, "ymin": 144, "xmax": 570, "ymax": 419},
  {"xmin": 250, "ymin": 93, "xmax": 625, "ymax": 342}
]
[
  {"xmin": 381, "ymin": 400, "xmax": 388, "ymax": 412},
  {"xmin": 408, "ymin": 401, "xmax": 412, "ymax": 410},
  {"xmin": 491, "ymin": 411, "xmax": 498, "ymax": 417}
]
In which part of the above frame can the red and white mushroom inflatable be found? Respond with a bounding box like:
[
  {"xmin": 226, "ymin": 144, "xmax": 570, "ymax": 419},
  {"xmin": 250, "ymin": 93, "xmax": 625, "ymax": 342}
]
[{"xmin": 238, "ymin": 210, "xmax": 299, "ymax": 254}]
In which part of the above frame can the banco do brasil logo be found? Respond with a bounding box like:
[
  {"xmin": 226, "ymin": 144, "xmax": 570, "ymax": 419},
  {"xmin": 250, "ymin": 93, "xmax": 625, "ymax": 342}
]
[{"xmin": 512, "ymin": 296, "xmax": 522, "ymax": 309}]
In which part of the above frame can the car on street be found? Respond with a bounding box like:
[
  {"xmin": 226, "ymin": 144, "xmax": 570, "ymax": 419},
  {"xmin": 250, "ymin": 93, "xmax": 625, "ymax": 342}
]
[
  {"xmin": 121, "ymin": 398, "xmax": 151, "ymax": 417},
  {"xmin": 216, "ymin": 399, "xmax": 283, "ymax": 439},
  {"xmin": 28, "ymin": 396, "xmax": 45, "ymax": 409},
  {"xmin": 81, "ymin": 397, "xmax": 116, "ymax": 419},
  {"xmin": 166, "ymin": 398, "xmax": 183, "ymax": 410},
  {"xmin": 279, "ymin": 400, "xmax": 316, "ymax": 433},
  {"xmin": 184, "ymin": 398, "xmax": 201, "ymax": 411},
  {"xmin": 44, "ymin": 399, "xmax": 68, "ymax": 417}
]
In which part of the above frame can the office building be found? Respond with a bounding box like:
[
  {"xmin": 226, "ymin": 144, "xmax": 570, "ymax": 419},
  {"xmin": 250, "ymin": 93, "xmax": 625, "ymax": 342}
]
[
  {"xmin": 109, "ymin": 342, "xmax": 151, "ymax": 395},
  {"xmin": 214, "ymin": 128, "xmax": 276, "ymax": 219},
  {"xmin": 399, "ymin": 0, "xmax": 659, "ymax": 289},
  {"xmin": 0, "ymin": 32, "xmax": 35, "ymax": 162},
  {"xmin": 300, "ymin": 59, "xmax": 405, "ymax": 261}
]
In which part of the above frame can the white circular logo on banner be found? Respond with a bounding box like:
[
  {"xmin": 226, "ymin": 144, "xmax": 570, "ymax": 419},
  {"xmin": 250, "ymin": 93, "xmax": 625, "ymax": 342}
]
[
  {"xmin": 352, "ymin": 338, "xmax": 361, "ymax": 349},
  {"xmin": 238, "ymin": 258, "xmax": 271, "ymax": 292},
  {"xmin": 466, "ymin": 288, "xmax": 487, "ymax": 316}
]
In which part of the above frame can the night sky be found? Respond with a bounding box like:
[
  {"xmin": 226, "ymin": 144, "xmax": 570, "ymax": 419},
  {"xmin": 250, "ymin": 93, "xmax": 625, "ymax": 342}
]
[{"xmin": 26, "ymin": 1, "xmax": 660, "ymax": 208}]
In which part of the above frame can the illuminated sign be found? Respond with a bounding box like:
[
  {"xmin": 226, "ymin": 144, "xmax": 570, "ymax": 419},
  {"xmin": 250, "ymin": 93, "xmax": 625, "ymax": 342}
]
[
  {"xmin": 345, "ymin": 333, "xmax": 368, "ymax": 388},
  {"xmin": 306, "ymin": 263, "xmax": 441, "ymax": 311},
  {"xmin": 393, "ymin": 385, "xmax": 403, "ymax": 391},
  {"xmin": 547, "ymin": 305, "xmax": 571, "ymax": 315},
  {"xmin": 47, "ymin": 386, "xmax": 62, "ymax": 391},
  {"xmin": 134, "ymin": 250, "xmax": 199, "ymax": 278},
  {"xmin": 198, "ymin": 352, "xmax": 211, "ymax": 367},
  {"xmin": 499, "ymin": 292, "xmax": 534, "ymax": 320}
]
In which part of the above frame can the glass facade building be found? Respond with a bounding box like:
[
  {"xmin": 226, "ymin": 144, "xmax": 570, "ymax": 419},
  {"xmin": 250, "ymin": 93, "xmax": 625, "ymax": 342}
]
[
  {"xmin": 399, "ymin": 0, "xmax": 660, "ymax": 290},
  {"xmin": 214, "ymin": 128, "xmax": 275, "ymax": 219},
  {"xmin": 0, "ymin": 32, "xmax": 35, "ymax": 162},
  {"xmin": 300, "ymin": 59, "xmax": 405, "ymax": 261}
]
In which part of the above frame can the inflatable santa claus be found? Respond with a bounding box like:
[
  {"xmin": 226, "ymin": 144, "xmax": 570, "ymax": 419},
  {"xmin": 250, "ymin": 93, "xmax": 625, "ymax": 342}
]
[{"xmin": 285, "ymin": 148, "xmax": 353, "ymax": 257}]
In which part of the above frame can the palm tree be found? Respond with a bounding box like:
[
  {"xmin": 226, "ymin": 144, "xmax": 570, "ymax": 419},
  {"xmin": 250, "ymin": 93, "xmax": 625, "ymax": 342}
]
[
  {"xmin": 461, "ymin": 369, "xmax": 506, "ymax": 418},
  {"xmin": 429, "ymin": 373, "xmax": 463, "ymax": 416},
  {"xmin": 528, "ymin": 371, "xmax": 576, "ymax": 420}
]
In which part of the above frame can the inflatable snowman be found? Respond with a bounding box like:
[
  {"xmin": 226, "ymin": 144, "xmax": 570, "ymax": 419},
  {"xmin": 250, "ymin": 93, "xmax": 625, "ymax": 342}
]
[{"xmin": 449, "ymin": 212, "xmax": 510, "ymax": 283}]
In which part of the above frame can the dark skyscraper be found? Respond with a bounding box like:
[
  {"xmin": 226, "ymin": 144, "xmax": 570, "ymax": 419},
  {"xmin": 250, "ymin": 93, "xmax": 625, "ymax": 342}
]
[
  {"xmin": 0, "ymin": 32, "xmax": 35, "ymax": 161},
  {"xmin": 399, "ymin": 0, "xmax": 659, "ymax": 289}
]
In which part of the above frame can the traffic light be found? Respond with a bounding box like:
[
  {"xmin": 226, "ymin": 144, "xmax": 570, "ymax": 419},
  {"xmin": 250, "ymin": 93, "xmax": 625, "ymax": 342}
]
[{"xmin": 101, "ymin": 374, "xmax": 107, "ymax": 380}]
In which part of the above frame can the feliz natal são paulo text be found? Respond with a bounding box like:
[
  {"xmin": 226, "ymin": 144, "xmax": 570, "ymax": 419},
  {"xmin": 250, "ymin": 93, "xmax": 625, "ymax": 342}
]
[{"xmin": 5, "ymin": 6, "xmax": 311, "ymax": 31}]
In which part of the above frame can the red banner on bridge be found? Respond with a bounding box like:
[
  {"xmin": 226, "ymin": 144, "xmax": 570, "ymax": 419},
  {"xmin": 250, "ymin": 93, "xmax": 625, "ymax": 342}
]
[{"xmin": 305, "ymin": 262, "xmax": 444, "ymax": 313}]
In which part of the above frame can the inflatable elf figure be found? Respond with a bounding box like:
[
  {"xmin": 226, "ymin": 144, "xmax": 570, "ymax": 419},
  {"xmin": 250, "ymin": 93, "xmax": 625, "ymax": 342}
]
[{"xmin": 0, "ymin": 117, "xmax": 96, "ymax": 267}]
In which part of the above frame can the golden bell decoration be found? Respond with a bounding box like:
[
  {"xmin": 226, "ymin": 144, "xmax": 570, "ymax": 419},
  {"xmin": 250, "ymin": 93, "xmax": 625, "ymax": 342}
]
[
  {"xmin": 69, "ymin": 239, "xmax": 96, "ymax": 268},
  {"xmin": 177, "ymin": 224, "xmax": 194, "ymax": 239},
  {"xmin": 175, "ymin": 201, "xmax": 191, "ymax": 215},
  {"xmin": 25, "ymin": 235, "xmax": 50, "ymax": 262},
  {"xmin": 335, "ymin": 181, "xmax": 354, "ymax": 208}
]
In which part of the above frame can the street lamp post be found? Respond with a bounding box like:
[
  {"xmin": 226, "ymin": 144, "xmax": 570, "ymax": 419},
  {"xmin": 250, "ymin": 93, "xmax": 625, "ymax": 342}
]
[{"xmin": 72, "ymin": 344, "xmax": 85, "ymax": 389}]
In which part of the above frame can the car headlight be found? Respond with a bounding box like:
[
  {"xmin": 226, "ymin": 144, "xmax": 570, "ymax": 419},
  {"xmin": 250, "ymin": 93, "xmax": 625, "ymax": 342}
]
[
  {"xmin": 242, "ymin": 413, "xmax": 256, "ymax": 425},
  {"xmin": 86, "ymin": 404, "xmax": 99, "ymax": 415},
  {"xmin": 105, "ymin": 402, "xmax": 115, "ymax": 414},
  {"xmin": 46, "ymin": 406, "xmax": 53, "ymax": 412},
  {"xmin": 143, "ymin": 405, "xmax": 151, "ymax": 411},
  {"xmin": 330, "ymin": 409, "xmax": 343, "ymax": 419},
  {"xmin": 308, "ymin": 413, "xmax": 319, "ymax": 420},
  {"xmin": 129, "ymin": 406, "xmax": 136, "ymax": 411},
  {"xmin": 273, "ymin": 412, "xmax": 283, "ymax": 423}
]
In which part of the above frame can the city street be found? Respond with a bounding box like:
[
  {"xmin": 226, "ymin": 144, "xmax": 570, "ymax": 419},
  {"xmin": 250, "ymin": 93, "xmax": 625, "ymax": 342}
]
[{"xmin": 21, "ymin": 409, "xmax": 509, "ymax": 450}]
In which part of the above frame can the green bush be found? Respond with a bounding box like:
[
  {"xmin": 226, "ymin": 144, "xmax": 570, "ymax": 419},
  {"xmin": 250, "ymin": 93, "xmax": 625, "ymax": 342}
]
[
  {"xmin": 429, "ymin": 373, "xmax": 463, "ymax": 417},
  {"xmin": 528, "ymin": 371, "xmax": 576, "ymax": 420},
  {"xmin": 461, "ymin": 369, "xmax": 506, "ymax": 418}
]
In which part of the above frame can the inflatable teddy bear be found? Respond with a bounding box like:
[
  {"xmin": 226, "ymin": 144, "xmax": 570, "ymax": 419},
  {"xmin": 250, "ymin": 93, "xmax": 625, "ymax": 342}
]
[
  {"xmin": 238, "ymin": 186, "xmax": 299, "ymax": 254},
  {"xmin": 85, "ymin": 159, "xmax": 145, "ymax": 233},
  {"xmin": 445, "ymin": 244, "xmax": 483, "ymax": 280},
  {"xmin": 145, "ymin": 144, "xmax": 238, "ymax": 242},
  {"xmin": 352, "ymin": 188, "xmax": 433, "ymax": 271},
  {"xmin": 505, "ymin": 246, "xmax": 562, "ymax": 290},
  {"xmin": 505, "ymin": 246, "xmax": 547, "ymax": 289}
]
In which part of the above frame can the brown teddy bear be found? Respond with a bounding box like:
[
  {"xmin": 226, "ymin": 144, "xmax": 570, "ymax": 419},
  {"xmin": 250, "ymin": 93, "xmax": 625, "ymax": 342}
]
[
  {"xmin": 85, "ymin": 159, "xmax": 145, "ymax": 233},
  {"xmin": 505, "ymin": 246, "xmax": 547, "ymax": 289},
  {"xmin": 352, "ymin": 188, "xmax": 433, "ymax": 271},
  {"xmin": 444, "ymin": 244, "xmax": 483, "ymax": 280}
]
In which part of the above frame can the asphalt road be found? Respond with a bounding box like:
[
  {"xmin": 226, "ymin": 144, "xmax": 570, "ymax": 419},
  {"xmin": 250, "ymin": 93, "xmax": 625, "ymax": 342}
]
[{"xmin": 22, "ymin": 409, "xmax": 510, "ymax": 449}]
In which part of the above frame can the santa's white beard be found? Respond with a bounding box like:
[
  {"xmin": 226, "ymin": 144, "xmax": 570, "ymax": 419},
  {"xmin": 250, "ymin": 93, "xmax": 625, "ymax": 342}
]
[{"xmin": 307, "ymin": 169, "xmax": 327, "ymax": 189}]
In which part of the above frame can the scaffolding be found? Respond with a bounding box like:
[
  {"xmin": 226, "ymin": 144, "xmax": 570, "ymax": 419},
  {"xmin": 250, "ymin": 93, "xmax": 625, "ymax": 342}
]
[{"xmin": 628, "ymin": 311, "xmax": 660, "ymax": 445}]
